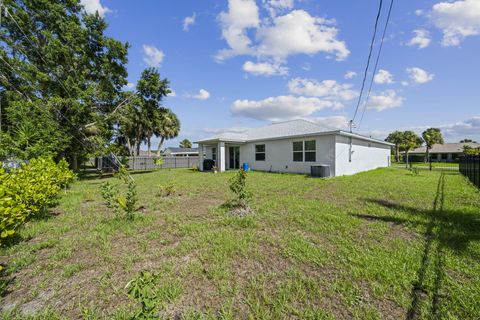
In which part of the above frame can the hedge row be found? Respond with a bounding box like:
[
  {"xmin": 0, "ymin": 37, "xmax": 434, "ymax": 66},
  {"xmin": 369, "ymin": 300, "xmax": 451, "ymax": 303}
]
[{"xmin": 0, "ymin": 157, "xmax": 76, "ymax": 243}]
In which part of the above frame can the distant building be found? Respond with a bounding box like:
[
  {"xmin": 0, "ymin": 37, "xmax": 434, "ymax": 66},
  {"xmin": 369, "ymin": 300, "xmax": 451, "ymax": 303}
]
[
  {"xmin": 409, "ymin": 142, "xmax": 480, "ymax": 161},
  {"xmin": 163, "ymin": 147, "xmax": 199, "ymax": 157}
]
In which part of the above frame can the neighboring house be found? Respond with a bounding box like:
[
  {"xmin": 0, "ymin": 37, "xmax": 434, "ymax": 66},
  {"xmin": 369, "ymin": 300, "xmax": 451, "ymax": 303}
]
[
  {"xmin": 163, "ymin": 147, "xmax": 199, "ymax": 157},
  {"xmin": 409, "ymin": 142, "xmax": 480, "ymax": 162},
  {"xmin": 195, "ymin": 119, "xmax": 393, "ymax": 177}
]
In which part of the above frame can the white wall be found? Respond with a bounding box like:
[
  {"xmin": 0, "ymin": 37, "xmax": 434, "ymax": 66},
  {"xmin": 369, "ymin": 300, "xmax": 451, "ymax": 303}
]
[
  {"xmin": 240, "ymin": 135, "xmax": 336, "ymax": 175},
  {"xmin": 334, "ymin": 135, "xmax": 391, "ymax": 176}
]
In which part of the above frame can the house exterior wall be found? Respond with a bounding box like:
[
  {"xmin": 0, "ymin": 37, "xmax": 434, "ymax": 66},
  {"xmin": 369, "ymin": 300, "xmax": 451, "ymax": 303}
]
[
  {"xmin": 334, "ymin": 135, "xmax": 391, "ymax": 176},
  {"xmin": 239, "ymin": 135, "xmax": 336, "ymax": 175}
]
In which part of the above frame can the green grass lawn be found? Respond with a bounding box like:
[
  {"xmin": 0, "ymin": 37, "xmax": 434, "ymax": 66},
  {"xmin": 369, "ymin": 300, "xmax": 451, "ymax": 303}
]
[{"xmin": 1, "ymin": 168, "xmax": 479, "ymax": 319}]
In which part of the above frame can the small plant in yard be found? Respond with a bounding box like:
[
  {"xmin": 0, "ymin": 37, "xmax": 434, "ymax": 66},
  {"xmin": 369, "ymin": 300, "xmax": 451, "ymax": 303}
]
[
  {"xmin": 100, "ymin": 182, "xmax": 120, "ymax": 214},
  {"xmin": 126, "ymin": 271, "xmax": 160, "ymax": 319},
  {"xmin": 409, "ymin": 167, "xmax": 420, "ymax": 176},
  {"xmin": 100, "ymin": 170, "xmax": 138, "ymax": 219},
  {"xmin": 154, "ymin": 157, "xmax": 164, "ymax": 167},
  {"xmin": 118, "ymin": 180, "xmax": 138, "ymax": 220},
  {"xmin": 125, "ymin": 270, "xmax": 182, "ymax": 319},
  {"xmin": 157, "ymin": 183, "xmax": 176, "ymax": 197},
  {"xmin": 228, "ymin": 169, "xmax": 253, "ymax": 215}
]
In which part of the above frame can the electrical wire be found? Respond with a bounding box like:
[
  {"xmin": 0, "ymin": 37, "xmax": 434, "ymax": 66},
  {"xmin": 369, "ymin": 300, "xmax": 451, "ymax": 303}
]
[
  {"xmin": 357, "ymin": 0, "xmax": 394, "ymax": 132},
  {"xmin": 351, "ymin": 0, "xmax": 384, "ymax": 125}
]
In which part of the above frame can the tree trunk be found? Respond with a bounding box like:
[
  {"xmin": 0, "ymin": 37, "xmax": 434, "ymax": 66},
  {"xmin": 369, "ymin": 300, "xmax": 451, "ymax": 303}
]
[
  {"xmin": 405, "ymin": 150, "xmax": 409, "ymax": 167},
  {"xmin": 396, "ymin": 145, "xmax": 400, "ymax": 163},
  {"xmin": 136, "ymin": 142, "xmax": 141, "ymax": 156},
  {"xmin": 71, "ymin": 154, "xmax": 78, "ymax": 171},
  {"xmin": 156, "ymin": 136, "xmax": 165, "ymax": 157},
  {"xmin": 426, "ymin": 148, "xmax": 430, "ymax": 163},
  {"xmin": 147, "ymin": 136, "xmax": 151, "ymax": 157}
]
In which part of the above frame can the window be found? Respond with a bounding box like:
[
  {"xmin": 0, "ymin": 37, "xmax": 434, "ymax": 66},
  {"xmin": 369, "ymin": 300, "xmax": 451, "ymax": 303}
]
[
  {"xmin": 255, "ymin": 144, "xmax": 266, "ymax": 161},
  {"xmin": 293, "ymin": 140, "xmax": 316, "ymax": 162},
  {"xmin": 293, "ymin": 141, "xmax": 303, "ymax": 162},
  {"xmin": 304, "ymin": 140, "xmax": 316, "ymax": 162},
  {"xmin": 212, "ymin": 147, "xmax": 217, "ymax": 161}
]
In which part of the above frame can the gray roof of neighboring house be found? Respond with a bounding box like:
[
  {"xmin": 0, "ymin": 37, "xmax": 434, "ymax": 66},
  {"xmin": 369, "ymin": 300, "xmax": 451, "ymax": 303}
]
[
  {"xmin": 410, "ymin": 142, "xmax": 480, "ymax": 154},
  {"xmin": 164, "ymin": 147, "xmax": 198, "ymax": 153},
  {"xmin": 195, "ymin": 119, "xmax": 394, "ymax": 146},
  {"xmin": 409, "ymin": 142, "xmax": 480, "ymax": 154}
]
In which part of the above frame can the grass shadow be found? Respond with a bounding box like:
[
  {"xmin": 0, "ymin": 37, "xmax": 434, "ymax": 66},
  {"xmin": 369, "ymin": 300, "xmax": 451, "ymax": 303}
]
[{"xmin": 353, "ymin": 173, "xmax": 480, "ymax": 319}]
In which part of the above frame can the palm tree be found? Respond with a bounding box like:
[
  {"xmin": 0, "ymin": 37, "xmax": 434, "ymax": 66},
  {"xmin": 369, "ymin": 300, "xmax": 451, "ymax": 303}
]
[
  {"xmin": 179, "ymin": 139, "xmax": 192, "ymax": 148},
  {"xmin": 385, "ymin": 131, "xmax": 404, "ymax": 162},
  {"xmin": 422, "ymin": 128, "xmax": 444, "ymax": 162},
  {"xmin": 155, "ymin": 108, "xmax": 180, "ymax": 156}
]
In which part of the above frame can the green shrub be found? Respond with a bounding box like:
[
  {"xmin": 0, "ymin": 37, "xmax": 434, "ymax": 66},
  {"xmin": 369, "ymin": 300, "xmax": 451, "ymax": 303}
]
[
  {"xmin": 229, "ymin": 169, "xmax": 250, "ymax": 206},
  {"xmin": 0, "ymin": 157, "xmax": 76, "ymax": 243}
]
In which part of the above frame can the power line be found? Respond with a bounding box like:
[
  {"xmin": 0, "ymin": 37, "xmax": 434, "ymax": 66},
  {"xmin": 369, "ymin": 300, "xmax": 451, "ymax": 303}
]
[
  {"xmin": 350, "ymin": 0, "xmax": 384, "ymax": 128},
  {"xmin": 357, "ymin": 0, "xmax": 394, "ymax": 132}
]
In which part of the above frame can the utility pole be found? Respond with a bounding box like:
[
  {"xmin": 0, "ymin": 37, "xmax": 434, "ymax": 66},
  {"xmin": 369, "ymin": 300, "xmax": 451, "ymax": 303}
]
[{"xmin": 349, "ymin": 120, "xmax": 354, "ymax": 162}]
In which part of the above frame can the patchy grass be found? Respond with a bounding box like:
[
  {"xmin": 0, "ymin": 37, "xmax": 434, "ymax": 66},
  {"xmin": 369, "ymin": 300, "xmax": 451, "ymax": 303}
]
[{"xmin": 1, "ymin": 168, "xmax": 479, "ymax": 319}]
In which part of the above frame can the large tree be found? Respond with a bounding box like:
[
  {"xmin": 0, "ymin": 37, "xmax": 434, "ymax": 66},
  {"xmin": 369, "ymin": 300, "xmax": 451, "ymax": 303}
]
[
  {"xmin": 136, "ymin": 68, "xmax": 171, "ymax": 156},
  {"xmin": 385, "ymin": 131, "xmax": 404, "ymax": 162},
  {"xmin": 400, "ymin": 131, "xmax": 423, "ymax": 165},
  {"xmin": 422, "ymin": 128, "xmax": 444, "ymax": 162},
  {"xmin": 0, "ymin": 0, "xmax": 129, "ymax": 168}
]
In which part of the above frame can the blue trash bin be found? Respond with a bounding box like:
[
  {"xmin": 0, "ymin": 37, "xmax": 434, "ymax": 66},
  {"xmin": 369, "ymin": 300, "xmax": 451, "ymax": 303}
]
[{"xmin": 242, "ymin": 162, "xmax": 250, "ymax": 171}]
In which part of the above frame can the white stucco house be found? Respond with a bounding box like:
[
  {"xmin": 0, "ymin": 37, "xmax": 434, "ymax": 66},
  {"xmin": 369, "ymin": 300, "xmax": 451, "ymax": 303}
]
[{"xmin": 195, "ymin": 119, "xmax": 393, "ymax": 177}]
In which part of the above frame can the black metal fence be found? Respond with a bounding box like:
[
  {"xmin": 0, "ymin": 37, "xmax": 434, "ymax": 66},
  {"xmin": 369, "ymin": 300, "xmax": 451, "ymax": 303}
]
[
  {"xmin": 459, "ymin": 155, "xmax": 480, "ymax": 187},
  {"xmin": 392, "ymin": 155, "xmax": 459, "ymax": 172}
]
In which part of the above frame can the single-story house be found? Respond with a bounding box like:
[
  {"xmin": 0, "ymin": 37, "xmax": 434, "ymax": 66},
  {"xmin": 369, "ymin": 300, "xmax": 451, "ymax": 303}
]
[
  {"xmin": 195, "ymin": 119, "xmax": 393, "ymax": 177},
  {"xmin": 163, "ymin": 147, "xmax": 199, "ymax": 157},
  {"xmin": 409, "ymin": 142, "xmax": 480, "ymax": 162}
]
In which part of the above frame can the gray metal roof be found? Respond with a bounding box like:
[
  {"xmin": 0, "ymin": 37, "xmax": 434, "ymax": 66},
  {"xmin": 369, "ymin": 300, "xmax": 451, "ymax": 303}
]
[
  {"xmin": 196, "ymin": 119, "xmax": 393, "ymax": 146},
  {"xmin": 410, "ymin": 142, "xmax": 480, "ymax": 154}
]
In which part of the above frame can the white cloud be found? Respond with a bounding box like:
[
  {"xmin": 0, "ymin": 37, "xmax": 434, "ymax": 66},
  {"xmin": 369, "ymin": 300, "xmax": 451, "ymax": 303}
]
[
  {"xmin": 440, "ymin": 116, "xmax": 480, "ymax": 139},
  {"xmin": 415, "ymin": 9, "xmax": 424, "ymax": 16},
  {"xmin": 263, "ymin": 0, "xmax": 295, "ymax": 16},
  {"xmin": 430, "ymin": 0, "xmax": 480, "ymax": 46},
  {"xmin": 407, "ymin": 67, "xmax": 434, "ymax": 84},
  {"xmin": 167, "ymin": 89, "xmax": 176, "ymax": 97},
  {"xmin": 366, "ymin": 90, "xmax": 404, "ymax": 111},
  {"xmin": 287, "ymin": 78, "xmax": 358, "ymax": 106},
  {"xmin": 193, "ymin": 89, "xmax": 210, "ymax": 100},
  {"xmin": 216, "ymin": 0, "xmax": 260, "ymax": 61},
  {"xmin": 344, "ymin": 71, "xmax": 357, "ymax": 79},
  {"xmin": 183, "ymin": 12, "xmax": 196, "ymax": 32},
  {"xmin": 142, "ymin": 45, "xmax": 164, "ymax": 67},
  {"xmin": 242, "ymin": 60, "xmax": 288, "ymax": 76},
  {"xmin": 407, "ymin": 29, "xmax": 431, "ymax": 49},
  {"xmin": 216, "ymin": 1, "xmax": 349, "ymax": 62},
  {"xmin": 373, "ymin": 69, "xmax": 394, "ymax": 84},
  {"xmin": 231, "ymin": 95, "xmax": 336, "ymax": 121},
  {"xmin": 256, "ymin": 10, "xmax": 349, "ymax": 61},
  {"xmin": 80, "ymin": 0, "xmax": 110, "ymax": 17}
]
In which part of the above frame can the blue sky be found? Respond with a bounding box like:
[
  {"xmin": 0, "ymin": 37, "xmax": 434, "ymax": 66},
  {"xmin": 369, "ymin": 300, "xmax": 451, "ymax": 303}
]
[{"xmin": 82, "ymin": 0, "xmax": 480, "ymax": 147}]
